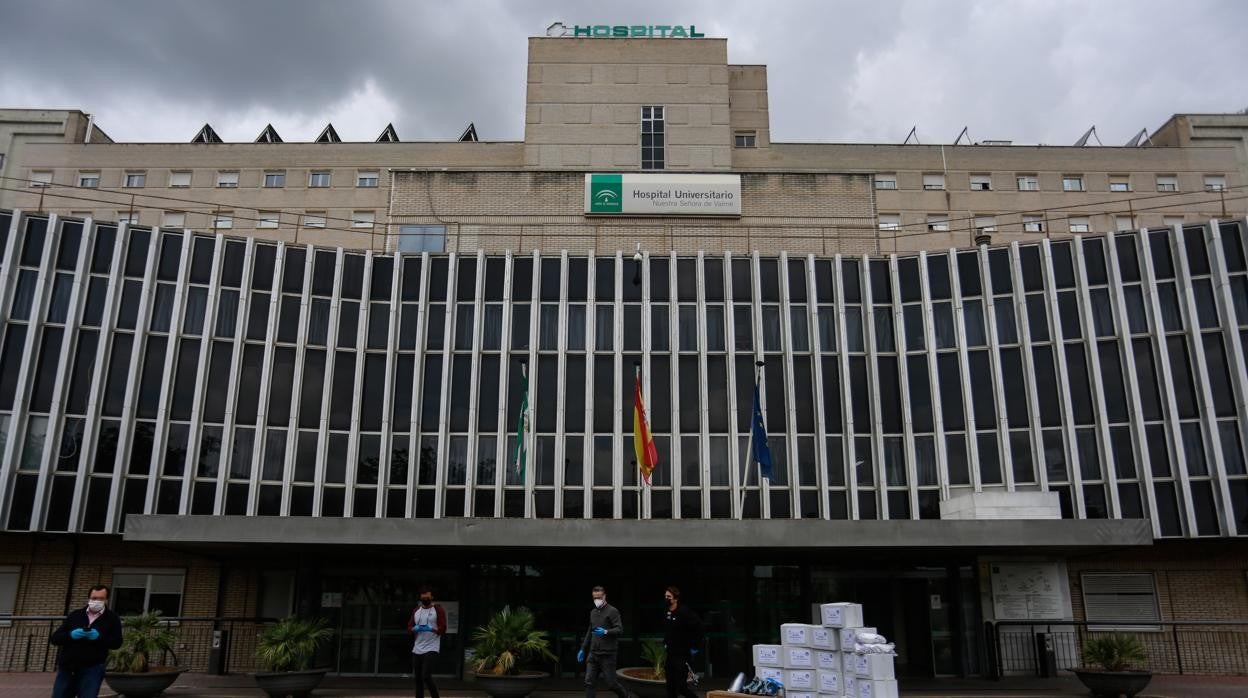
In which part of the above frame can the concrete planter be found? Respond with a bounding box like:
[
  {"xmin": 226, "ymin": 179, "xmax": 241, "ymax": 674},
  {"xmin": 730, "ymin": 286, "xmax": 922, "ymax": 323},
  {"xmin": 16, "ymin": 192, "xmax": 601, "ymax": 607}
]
[
  {"xmin": 617, "ymin": 667, "xmax": 668, "ymax": 698},
  {"xmin": 1072, "ymin": 669, "xmax": 1152, "ymax": 698},
  {"xmin": 253, "ymin": 668, "xmax": 329, "ymax": 698},
  {"xmin": 472, "ymin": 670, "xmax": 549, "ymax": 698},
  {"xmin": 103, "ymin": 668, "xmax": 183, "ymax": 697}
]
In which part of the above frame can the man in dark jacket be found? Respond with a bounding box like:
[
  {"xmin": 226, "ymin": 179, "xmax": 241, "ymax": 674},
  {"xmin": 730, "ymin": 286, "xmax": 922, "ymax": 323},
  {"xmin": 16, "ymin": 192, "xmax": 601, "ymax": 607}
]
[
  {"xmin": 49, "ymin": 584, "xmax": 123, "ymax": 698},
  {"xmin": 578, "ymin": 585, "xmax": 628, "ymax": 698},
  {"xmin": 662, "ymin": 586, "xmax": 702, "ymax": 698}
]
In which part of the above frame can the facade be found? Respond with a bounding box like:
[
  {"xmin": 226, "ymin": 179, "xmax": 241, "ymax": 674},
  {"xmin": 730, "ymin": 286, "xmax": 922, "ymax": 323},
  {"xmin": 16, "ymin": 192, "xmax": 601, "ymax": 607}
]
[
  {"xmin": 1, "ymin": 33, "xmax": 1248, "ymax": 681},
  {"xmin": 0, "ymin": 109, "xmax": 110, "ymax": 211}
]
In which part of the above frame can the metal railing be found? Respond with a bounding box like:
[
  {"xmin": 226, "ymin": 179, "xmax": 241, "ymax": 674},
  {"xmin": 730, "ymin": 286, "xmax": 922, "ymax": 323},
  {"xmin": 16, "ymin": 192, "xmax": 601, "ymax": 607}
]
[
  {"xmin": 988, "ymin": 620, "xmax": 1248, "ymax": 677},
  {"xmin": 0, "ymin": 616, "xmax": 276, "ymax": 674}
]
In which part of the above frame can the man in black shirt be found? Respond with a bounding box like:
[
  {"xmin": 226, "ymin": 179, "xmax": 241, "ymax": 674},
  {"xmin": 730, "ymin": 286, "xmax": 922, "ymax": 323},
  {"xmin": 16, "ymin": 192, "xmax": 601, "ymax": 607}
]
[
  {"xmin": 49, "ymin": 584, "xmax": 123, "ymax": 698},
  {"xmin": 662, "ymin": 586, "xmax": 702, "ymax": 698},
  {"xmin": 578, "ymin": 585, "xmax": 628, "ymax": 698}
]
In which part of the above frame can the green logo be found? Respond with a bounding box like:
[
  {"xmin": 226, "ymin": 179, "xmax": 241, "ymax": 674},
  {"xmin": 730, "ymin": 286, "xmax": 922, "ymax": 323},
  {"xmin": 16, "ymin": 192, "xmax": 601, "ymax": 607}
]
[{"xmin": 590, "ymin": 174, "xmax": 623, "ymax": 213}]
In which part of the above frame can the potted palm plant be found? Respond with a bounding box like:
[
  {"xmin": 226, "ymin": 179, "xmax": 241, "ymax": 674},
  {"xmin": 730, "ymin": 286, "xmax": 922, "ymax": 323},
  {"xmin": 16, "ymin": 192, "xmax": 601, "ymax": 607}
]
[
  {"xmin": 617, "ymin": 639, "xmax": 669, "ymax": 698},
  {"xmin": 1073, "ymin": 633, "xmax": 1152, "ymax": 698},
  {"xmin": 253, "ymin": 616, "xmax": 335, "ymax": 698},
  {"xmin": 469, "ymin": 606, "xmax": 557, "ymax": 698},
  {"xmin": 104, "ymin": 611, "xmax": 183, "ymax": 698}
]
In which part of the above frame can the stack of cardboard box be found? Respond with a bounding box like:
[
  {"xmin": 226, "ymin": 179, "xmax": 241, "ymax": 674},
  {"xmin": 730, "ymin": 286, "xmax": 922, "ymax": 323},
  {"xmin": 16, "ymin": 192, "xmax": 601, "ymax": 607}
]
[{"xmin": 750, "ymin": 603, "xmax": 897, "ymax": 698}]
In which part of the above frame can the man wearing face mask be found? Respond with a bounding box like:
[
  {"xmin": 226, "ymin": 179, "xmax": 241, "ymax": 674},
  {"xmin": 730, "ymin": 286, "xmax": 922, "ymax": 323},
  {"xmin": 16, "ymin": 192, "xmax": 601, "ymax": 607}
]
[
  {"xmin": 662, "ymin": 586, "xmax": 702, "ymax": 698},
  {"xmin": 577, "ymin": 585, "xmax": 628, "ymax": 698},
  {"xmin": 406, "ymin": 587, "xmax": 447, "ymax": 698},
  {"xmin": 49, "ymin": 584, "xmax": 123, "ymax": 698}
]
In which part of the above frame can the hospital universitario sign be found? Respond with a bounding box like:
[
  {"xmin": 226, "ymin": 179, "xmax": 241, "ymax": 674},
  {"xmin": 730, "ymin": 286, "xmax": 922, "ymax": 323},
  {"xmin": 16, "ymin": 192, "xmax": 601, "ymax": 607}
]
[
  {"xmin": 585, "ymin": 173, "xmax": 742, "ymax": 216},
  {"xmin": 546, "ymin": 22, "xmax": 707, "ymax": 38}
]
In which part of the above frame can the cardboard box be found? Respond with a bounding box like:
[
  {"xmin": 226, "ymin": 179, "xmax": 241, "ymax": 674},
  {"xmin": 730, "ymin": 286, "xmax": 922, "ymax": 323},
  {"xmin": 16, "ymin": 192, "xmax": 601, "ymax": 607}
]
[
  {"xmin": 853, "ymin": 653, "xmax": 895, "ymax": 680},
  {"xmin": 782, "ymin": 623, "xmax": 816, "ymax": 646},
  {"xmin": 844, "ymin": 674, "xmax": 857, "ymax": 698},
  {"xmin": 782, "ymin": 645, "xmax": 815, "ymax": 669},
  {"xmin": 819, "ymin": 694, "xmax": 844, "ymax": 698},
  {"xmin": 839, "ymin": 627, "xmax": 877, "ymax": 649},
  {"xmin": 816, "ymin": 669, "xmax": 841, "ymax": 694},
  {"xmin": 815, "ymin": 651, "xmax": 839, "ymax": 671},
  {"xmin": 784, "ymin": 669, "xmax": 816, "ymax": 690},
  {"xmin": 841, "ymin": 652, "xmax": 856, "ymax": 673},
  {"xmin": 810, "ymin": 626, "xmax": 838, "ymax": 650},
  {"xmin": 788, "ymin": 693, "xmax": 816, "ymax": 698},
  {"xmin": 857, "ymin": 679, "xmax": 899, "ymax": 698},
  {"xmin": 819, "ymin": 603, "xmax": 864, "ymax": 628},
  {"xmin": 753, "ymin": 644, "xmax": 783, "ymax": 667},
  {"xmin": 757, "ymin": 666, "xmax": 784, "ymax": 684}
]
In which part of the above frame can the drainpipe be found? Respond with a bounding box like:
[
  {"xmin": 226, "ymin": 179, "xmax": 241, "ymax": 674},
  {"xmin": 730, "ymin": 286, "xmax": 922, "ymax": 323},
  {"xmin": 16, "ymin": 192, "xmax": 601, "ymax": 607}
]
[{"xmin": 385, "ymin": 168, "xmax": 397, "ymax": 253}]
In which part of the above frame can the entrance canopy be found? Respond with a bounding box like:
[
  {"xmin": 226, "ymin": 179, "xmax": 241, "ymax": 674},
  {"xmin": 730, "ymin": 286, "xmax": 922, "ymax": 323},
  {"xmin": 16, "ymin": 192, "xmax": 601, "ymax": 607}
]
[{"xmin": 124, "ymin": 515, "xmax": 1151, "ymax": 551}]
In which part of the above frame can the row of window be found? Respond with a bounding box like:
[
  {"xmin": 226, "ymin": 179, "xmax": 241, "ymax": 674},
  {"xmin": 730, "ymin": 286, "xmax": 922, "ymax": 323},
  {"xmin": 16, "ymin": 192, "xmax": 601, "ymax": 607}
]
[
  {"xmin": 31, "ymin": 169, "xmax": 382, "ymax": 190},
  {"xmin": 874, "ymin": 172, "xmax": 1228, "ymax": 193},
  {"xmin": 75, "ymin": 210, "xmax": 381, "ymax": 231},
  {"xmin": 881, "ymin": 213, "xmax": 1192, "ymax": 234}
]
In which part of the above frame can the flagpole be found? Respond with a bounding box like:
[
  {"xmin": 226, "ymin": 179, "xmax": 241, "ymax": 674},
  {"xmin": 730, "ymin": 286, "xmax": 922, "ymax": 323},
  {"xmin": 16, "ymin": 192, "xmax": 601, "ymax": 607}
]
[
  {"xmin": 737, "ymin": 359, "xmax": 765, "ymax": 519},
  {"xmin": 755, "ymin": 360, "xmax": 765, "ymax": 516}
]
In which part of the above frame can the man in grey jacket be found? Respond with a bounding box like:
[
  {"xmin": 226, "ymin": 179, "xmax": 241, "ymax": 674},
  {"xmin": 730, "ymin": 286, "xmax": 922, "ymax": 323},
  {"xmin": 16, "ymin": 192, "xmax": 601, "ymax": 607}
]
[{"xmin": 578, "ymin": 586, "xmax": 629, "ymax": 698}]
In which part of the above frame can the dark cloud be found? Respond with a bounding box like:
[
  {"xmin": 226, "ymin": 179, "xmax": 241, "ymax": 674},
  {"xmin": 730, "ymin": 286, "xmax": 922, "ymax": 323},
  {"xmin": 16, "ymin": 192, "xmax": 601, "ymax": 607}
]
[{"xmin": 1, "ymin": 0, "xmax": 1245, "ymax": 144}]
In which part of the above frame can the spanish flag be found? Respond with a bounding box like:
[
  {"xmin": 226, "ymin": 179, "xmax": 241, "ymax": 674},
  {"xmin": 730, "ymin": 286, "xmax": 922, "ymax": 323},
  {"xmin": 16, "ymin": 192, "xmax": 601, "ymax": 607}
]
[{"xmin": 633, "ymin": 367, "xmax": 659, "ymax": 485}]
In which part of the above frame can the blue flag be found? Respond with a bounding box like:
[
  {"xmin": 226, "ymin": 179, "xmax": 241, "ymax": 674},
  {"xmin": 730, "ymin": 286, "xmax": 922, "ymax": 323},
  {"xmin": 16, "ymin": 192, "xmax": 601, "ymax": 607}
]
[{"xmin": 751, "ymin": 383, "xmax": 773, "ymax": 479}]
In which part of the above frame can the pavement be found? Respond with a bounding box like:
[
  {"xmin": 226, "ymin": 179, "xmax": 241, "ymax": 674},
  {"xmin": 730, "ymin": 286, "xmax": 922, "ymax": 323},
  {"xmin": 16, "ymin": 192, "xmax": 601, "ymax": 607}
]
[{"xmin": 1, "ymin": 672, "xmax": 1246, "ymax": 697}]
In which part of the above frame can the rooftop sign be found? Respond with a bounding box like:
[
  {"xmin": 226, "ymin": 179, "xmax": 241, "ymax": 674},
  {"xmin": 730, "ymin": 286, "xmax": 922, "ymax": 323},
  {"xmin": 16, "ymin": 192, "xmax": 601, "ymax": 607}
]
[
  {"xmin": 585, "ymin": 173, "xmax": 741, "ymax": 216},
  {"xmin": 546, "ymin": 22, "xmax": 706, "ymax": 38}
]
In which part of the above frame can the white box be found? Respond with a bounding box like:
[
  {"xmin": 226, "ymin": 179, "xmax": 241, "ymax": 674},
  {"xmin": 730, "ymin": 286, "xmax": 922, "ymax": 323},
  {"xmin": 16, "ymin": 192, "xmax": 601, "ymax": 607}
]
[
  {"xmin": 853, "ymin": 653, "xmax": 895, "ymax": 680},
  {"xmin": 810, "ymin": 626, "xmax": 838, "ymax": 650},
  {"xmin": 839, "ymin": 627, "xmax": 876, "ymax": 649},
  {"xmin": 815, "ymin": 651, "xmax": 839, "ymax": 671},
  {"xmin": 782, "ymin": 645, "xmax": 815, "ymax": 669},
  {"xmin": 844, "ymin": 674, "xmax": 857, "ymax": 698},
  {"xmin": 819, "ymin": 694, "xmax": 843, "ymax": 698},
  {"xmin": 754, "ymin": 644, "xmax": 783, "ymax": 667},
  {"xmin": 820, "ymin": 603, "xmax": 864, "ymax": 628},
  {"xmin": 784, "ymin": 669, "xmax": 816, "ymax": 690},
  {"xmin": 858, "ymin": 679, "xmax": 899, "ymax": 698},
  {"xmin": 782, "ymin": 623, "xmax": 816, "ymax": 646},
  {"xmin": 816, "ymin": 669, "xmax": 841, "ymax": 694},
  {"xmin": 757, "ymin": 666, "xmax": 785, "ymax": 684},
  {"xmin": 841, "ymin": 652, "xmax": 855, "ymax": 673},
  {"xmin": 788, "ymin": 693, "xmax": 816, "ymax": 698}
]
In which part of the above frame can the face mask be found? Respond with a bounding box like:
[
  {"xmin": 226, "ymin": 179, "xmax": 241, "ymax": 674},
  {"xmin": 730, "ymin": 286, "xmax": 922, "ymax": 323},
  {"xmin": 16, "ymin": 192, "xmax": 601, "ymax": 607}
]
[
  {"xmin": 88, "ymin": 600, "xmax": 106, "ymax": 613},
  {"xmin": 594, "ymin": 599, "xmax": 605, "ymax": 608},
  {"xmin": 420, "ymin": 598, "xmax": 433, "ymax": 607}
]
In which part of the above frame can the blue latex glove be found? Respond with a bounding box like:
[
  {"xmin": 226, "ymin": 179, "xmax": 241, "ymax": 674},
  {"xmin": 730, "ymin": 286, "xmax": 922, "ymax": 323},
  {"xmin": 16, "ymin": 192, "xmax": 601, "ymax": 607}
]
[
  {"xmin": 70, "ymin": 628, "xmax": 88, "ymax": 640},
  {"xmin": 592, "ymin": 627, "xmax": 607, "ymax": 636},
  {"xmin": 415, "ymin": 624, "xmax": 432, "ymax": 632},
  {"xmin": 690, "ymin": 648, "xmax": 699, "ymax": 656},
  {"xmin": 85, "ymin": 629, "xmax": 100, "ymax": 641},
  {"xmin": 577, "ymin": 649, "xmax": 585, "ymax": 663}
]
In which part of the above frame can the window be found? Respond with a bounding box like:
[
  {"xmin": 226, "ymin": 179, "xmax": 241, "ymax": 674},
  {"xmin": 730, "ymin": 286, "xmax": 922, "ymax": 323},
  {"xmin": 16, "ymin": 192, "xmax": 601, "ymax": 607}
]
[
  {"xmin": 0, "ymin": 566, "xmax": 17, "ymax": 620},
  {"xmin": 1081, "ymin": 572, "xmax": 1160, "ymax": 629},
  {"xmin": 734, "ymin": 131, "xmax": 757, "ymax": 148},
  {"xmin": 213, "ymin": 213, "xmax": 233, "ymax": 229},
  {"xmin": 922, "ymin": 174, "xmax": 945, "ymax": 190},
  {"xmin": 1204, "ymin": 175, "xmax": 1227, "ymax": 192},
  {"xmin": 303, "ymin": 212, "xmax": 326, "ymax": 228},
  {"xmin": 168, "ymin": 171, "xmax": 191, "ymax": 188},
  {"xmin": 1016, "ymin": 175, "xmax": 1039, "ymax": 191},
  {"xmin": 352, "ymin": 211, "xmax": 375, "ymax": 229},
  {"xmin": 874, "ymin": 173, "xmax": 897, "ymax": 190},
  {"xmin": 1115, "ymin": 216, "xmax": 1135, "ymax": 232},
  {"xmin": 162, "ymin": 212, "xmax": 186, "ymax": 229},
  {"xmin": 216, "ymin": 171, "xmax": 239, "ymax": 188},
  {"xmin": 357, "ymin": 170, "xmax": 380, "ymax": 187},
  {"xmin": 258, "ymin": 570, "xmax": 295, "ymax": 618},
  {"xmin": 78, "ymin": 172, "xmax": 99, "ymax": 188},
  {"xmin": 264, "ymin": 171, "xmax": 285, "ymax": 188},
  {"xmin": 878, "ymin": 214, "xmax": 900, "ymax": 231},
  {"xmin": 1109, "ymin": 177, "xmax": 1131, "ymax": 192},
  {"xmin": 118, "ymin": 211, "xmax": 139, "ymax": 225},
  {"xmin": 124, "ymin": 172, "xmax": 146, "ymax": 188},
  {"xmin": 1023, "ymin": 215, "xmax": 1044, "ymax": 233},
  {"xmin": 1068, "ymin": 216, "xmax": 1090, "ymax": 233},
  {"xmin": 970, "ymin": 174, "xmax": 992, "ymax": 191},
  {"xmin": 975, "ymin": 216, "xmax": 997, "ymax": 233},
  {"xmin": 1156, "ymin": 175, "xmax": 1178, "ymax": 192},
  {"xmin": 309, "ymin": 171, "xmax": 331, "ymax": 187},
  {"xmin": 927, "ymin": 215, "xmax": 949, "ymax": 232},
  {"xmin": 30, "ymin": 170, "xmax": 53, "ymax": 187},
  {"xmin": 641, "ymin": 106, "xmax": 665, "ymax": 170},
  {"xmin": 1062, "ymin": 176, "xmax": 1085, "ymax": 192},
  {"xmin": 257, "ymin": 212, "xmax": 280, "ymax": 229},
  {"xmin": 112, "ymin": 569, "xmax": 185, "ymax": 617},
  {"xmin": 398, "ymin": 224, "xmax": 446, "ymax": 253}
]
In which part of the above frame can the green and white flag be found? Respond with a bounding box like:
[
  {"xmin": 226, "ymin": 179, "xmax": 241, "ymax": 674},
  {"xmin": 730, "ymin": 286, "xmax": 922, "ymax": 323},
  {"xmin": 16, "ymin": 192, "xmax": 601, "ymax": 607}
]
[{"xmin": 512, "ymin": 363, "xmax": 530, "ymax": 477}]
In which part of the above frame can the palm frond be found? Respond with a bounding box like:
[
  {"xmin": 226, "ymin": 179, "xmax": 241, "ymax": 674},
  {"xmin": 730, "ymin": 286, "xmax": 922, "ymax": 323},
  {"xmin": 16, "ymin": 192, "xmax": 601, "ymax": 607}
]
[{"xmin": 469, "ymin": 606, "xmax": 557, "ymax": 675}]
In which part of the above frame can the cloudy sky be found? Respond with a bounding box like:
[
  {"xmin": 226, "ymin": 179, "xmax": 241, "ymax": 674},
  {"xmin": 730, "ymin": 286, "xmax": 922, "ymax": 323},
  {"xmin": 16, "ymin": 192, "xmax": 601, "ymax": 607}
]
[{"xmin": 2, "ymin": 0, "xmax": 1246, "ymax": 145}]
